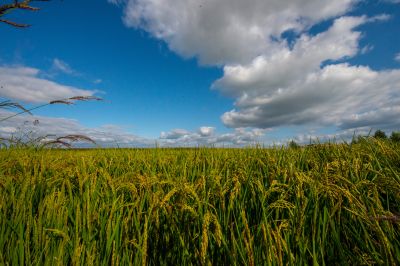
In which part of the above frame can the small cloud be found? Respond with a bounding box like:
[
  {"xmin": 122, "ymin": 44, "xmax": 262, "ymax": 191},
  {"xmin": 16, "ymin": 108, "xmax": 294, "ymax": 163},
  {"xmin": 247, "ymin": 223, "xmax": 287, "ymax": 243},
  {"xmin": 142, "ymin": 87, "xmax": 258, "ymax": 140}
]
[
  {"xmin": 0, "ymin": 65, "xmax": 96, "ymax": 103},
  {"xmin": 52, "ymin": 58, "xmax": 78, "ymax": 76},
  {"xmin": 160, "ymin": 129, "xmax": 190, "ymax": 139},
  {"xmin": 159, "ymin": 127, "xmax": 266, "ymax": 147},
  {"xmin": 93, "ymin": 79, "xmax": 103, "ymax": 84},
  {"xmin": 395, "ymin": 53, "xmax": 400, "ymax": 62},
  {"xmin": 367, "ymin": 14, "xmax": 392, "ymax": 23},
  {"xmin": 108, "ymin": 0, "xmax": 126, "ymax": 5},
  {"xmin": 198, "ymin": 126, "xmax": 215, "ymax": 137},
  {"xmin": 360, "ymin": 44, "xmax": 374, "ymax": 55}
]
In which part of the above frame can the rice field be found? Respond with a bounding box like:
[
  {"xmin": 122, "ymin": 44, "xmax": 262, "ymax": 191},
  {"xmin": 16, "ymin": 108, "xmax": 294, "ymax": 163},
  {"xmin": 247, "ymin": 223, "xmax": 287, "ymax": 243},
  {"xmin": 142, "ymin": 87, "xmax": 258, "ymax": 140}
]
[{"xmin": 0, "ymin": 138, "xmax": 399, "ymax": 265}]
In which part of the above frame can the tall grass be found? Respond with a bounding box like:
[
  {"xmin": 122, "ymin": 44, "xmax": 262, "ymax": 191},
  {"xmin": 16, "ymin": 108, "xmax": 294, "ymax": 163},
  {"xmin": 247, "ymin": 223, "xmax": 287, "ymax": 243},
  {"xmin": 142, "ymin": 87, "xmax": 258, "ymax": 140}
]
[{"xmin": 0, "ymin": 139, "xmax": 399, "ymax": 265}]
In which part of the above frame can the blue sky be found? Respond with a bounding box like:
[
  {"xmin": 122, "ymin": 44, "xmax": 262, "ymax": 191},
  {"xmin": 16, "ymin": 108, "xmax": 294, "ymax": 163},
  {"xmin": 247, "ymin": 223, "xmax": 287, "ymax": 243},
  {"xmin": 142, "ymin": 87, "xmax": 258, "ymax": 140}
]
[{"xmin": 0, "ymin": 0, "xmax": 400, "ymax": 147}]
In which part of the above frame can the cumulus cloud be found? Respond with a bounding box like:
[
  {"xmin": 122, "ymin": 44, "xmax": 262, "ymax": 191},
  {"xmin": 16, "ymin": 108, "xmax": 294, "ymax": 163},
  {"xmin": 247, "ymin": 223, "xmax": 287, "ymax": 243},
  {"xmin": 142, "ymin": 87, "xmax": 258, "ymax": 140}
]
[
  {"xmin": 220, "ymin": 63, "xmax": 400, "ymax": 130},
  {"xmin": 215, "ymin": 16, "xmax": 366, "ymax": 97},
  {"xmin": 213, "ymin": 16, "xmax": 400, "ymax": 131},
  {"xmin": 115, "ymin": 0, "xmax": 356, "ymax": 65},
  {"xmin": 160, "ymin": 128, "xmax": 191, "ymax": 139},
  {"xmin": 0, "ymin": 65, "xmax": 97, "ymax": 103},
  {"xmin": 111, "ymin": 1, "xmax": 400, "ymax": 136},
  {"xmin": 198, "ymin": 126, "xmax": 215, "ymax": 137}
]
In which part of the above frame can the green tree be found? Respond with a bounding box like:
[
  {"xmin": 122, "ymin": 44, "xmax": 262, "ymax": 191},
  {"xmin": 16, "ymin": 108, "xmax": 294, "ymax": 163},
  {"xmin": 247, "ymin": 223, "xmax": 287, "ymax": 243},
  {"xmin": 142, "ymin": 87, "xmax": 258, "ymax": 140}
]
[
  {"xmin": 288, "ymin": 140, "xmax": 300, "ymax": 149},
  {"xmin": 390, "ymin": 131, "xmax": 400, "ymax": 142},
  {"xmin": 374, "ymin": 129, "xmax": 387, "ymax": 139}
]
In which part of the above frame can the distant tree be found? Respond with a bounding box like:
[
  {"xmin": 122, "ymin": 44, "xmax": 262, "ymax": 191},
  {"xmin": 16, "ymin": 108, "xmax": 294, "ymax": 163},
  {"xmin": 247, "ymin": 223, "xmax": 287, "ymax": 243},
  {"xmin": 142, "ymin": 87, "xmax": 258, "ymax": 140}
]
[
  {"xmin": 0, "ymin": 0, "xmax": 49, "ymax": 28},
  {"xmin": 288, "ymin": 140, "xmax": 300, "ymax": 149},
  {"xmin": 374, "ymin": 129, "xmax": 387, "ymax": 139},
  {"xmin": 390, "ymin": 131, "xmax": 400, "ymax": 143}
]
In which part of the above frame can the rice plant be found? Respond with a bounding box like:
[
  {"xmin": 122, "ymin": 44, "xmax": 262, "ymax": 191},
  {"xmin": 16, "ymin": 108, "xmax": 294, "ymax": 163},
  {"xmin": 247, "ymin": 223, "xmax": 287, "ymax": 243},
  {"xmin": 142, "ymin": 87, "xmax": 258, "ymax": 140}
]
[{"xmin": 0, "ymin": 139, "xmax": 399, "ymax": 265}]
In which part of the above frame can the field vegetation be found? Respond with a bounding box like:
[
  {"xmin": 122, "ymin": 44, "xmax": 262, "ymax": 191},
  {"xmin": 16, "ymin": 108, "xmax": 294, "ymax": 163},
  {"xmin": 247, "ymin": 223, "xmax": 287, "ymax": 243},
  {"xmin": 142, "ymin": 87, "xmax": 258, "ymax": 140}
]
[{"xmin": 0, "ymin": 138, "xmax": 399, "ymax": 265}]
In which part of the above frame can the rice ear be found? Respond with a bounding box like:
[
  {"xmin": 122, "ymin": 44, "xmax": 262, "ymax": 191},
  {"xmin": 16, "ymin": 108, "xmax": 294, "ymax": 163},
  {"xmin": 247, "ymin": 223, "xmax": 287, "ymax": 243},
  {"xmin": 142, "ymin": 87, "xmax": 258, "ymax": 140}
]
[
  {"xmin": 42, "ymin": 140, "xmax": 72, "ymax": 148},
  {"xmin": 69, "ymin": 96, "xmax": 103, "ymax": 101},
  {"xmin": 41, "ymin": 134, "xmax": 96, "ymax": 148},
  {"xmin": 57, "ymin": 134, "xmax": 97, "ymax": 145},
  {"xmin": 0, "ymin": 100, "xmax": 32, "ymax": 115},
  {"xmin": 49, "ymin": 100, "xmax": 74, "ymax": 105}
]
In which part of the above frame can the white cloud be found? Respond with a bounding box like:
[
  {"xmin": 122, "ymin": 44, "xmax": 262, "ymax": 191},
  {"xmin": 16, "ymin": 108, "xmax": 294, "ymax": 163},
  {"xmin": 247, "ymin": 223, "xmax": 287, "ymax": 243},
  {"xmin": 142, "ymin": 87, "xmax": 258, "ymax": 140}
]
[
  {"xmin": 395, "ymin": 53, "xmax": 400, "ymax": 62},
  {"xmin": 160, "ymin": 128, "xmax": 191, "ymax": 139},
  {"xmin": 52, "ymin": 58, "xmax": 76, "ymax": 75},
  {"xmin": 212, "ymin": 16, "xmax": 400, "ymax": 131},
  {"xmin": 108, "ymin": 0, "xmax": 126, "ymax": 5},
  {"xmin": 214, "ymin": 16, "xmax": 365, "ymax": 97},
  {"xmin": 160, "ymin": 127, "xmax": 266, "ymax": 146},
  {"xmin": 0, "ymin": 65, "xmax": 97, "ymax": 103},
  {"xmin": 219, "ymin": 62, "xmax": 400, "ymax": 130},
  {"xmin": 115, "ymin": 0, "xmax": 356, "ymax": 65},
  {"xmin": 366, "ymin": 14, "xmax": 392, "ymax": 23},
  {"xmin": 198, "ymin": 126, "xmax": 215, "ymax": 137},
  {"xmin": 360, "ymin": 44, "xmax": 374, "ymax": 54}
]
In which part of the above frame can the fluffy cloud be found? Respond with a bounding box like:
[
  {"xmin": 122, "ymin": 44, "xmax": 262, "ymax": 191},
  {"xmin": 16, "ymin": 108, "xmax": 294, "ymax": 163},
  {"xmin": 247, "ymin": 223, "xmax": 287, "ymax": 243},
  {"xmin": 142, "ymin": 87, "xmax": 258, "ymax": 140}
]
[
  {"xmin": 116, "ymin": 0, "xmax": 356, "ymax": 65},
  {"xmin": 214, "ymin": 16, "xmax": 400, "ymax": 130},
  {"xmin": 220, "ymin": 64, "xmax": 400, "ymax": 130},
  {"xmin": 111, "ymin": 1, "xmax": 400, "ymax": 135},
  {"xmin": 199, "ymin": 126, "xmax": 215, "ymax": 137},
  {"xmin": 0, "ymin": 66, "xmax": 96, "ymax": 103},
  {"xmin": 160, "ymin": 128, "xmax": 191, "ymax": 140},
  {"xmin": 215, "ymin": 16, "xmax": 365, "ymax": 98}
]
